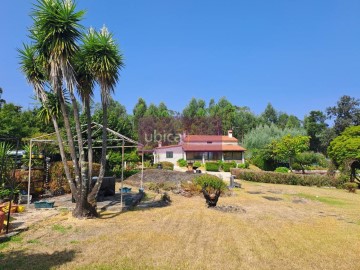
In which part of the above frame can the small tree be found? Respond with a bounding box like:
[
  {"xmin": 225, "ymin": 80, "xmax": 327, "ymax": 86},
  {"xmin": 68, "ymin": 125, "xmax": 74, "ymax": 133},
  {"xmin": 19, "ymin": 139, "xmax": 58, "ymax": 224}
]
[
  {"xmin": 194, "ymin": 174, "xmax": 227, "ymax": 207},
  {"xmin": 328, "ymin": 126, "xmax": 360, "ymax": 182},
  {"xmin": 271, "ymin": 135, "xmax": 310, "ymax": 171}
]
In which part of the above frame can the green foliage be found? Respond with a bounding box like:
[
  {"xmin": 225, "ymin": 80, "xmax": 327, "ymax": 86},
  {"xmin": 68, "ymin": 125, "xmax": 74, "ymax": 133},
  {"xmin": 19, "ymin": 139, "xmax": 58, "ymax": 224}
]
[
  {"xmin": 344, "ymin": 182, "xmax": 358, "ymax": 193},
  {"xmin": 157, "ymin": 161, "xmax": 174, "ymax": 170},
  {"xmin": 222, "ymin": 161, "xmax": 237, "ymax": 172},
  {"xmin": 328, "ymin": 126, "xmax": 360, "ymax": 168},
  {"xmin": 193, "ymin": 161, "xmax": 202, "ymax": 168},
  {"xmin": 232, "ymin": 169, "xmax": 345, "ymax": 187},
  {"xmin": 177, "ymin": 158, "xmax": 187, "ymax": 167},
  {"xmin": 270, "ymin": 135, "xmax": 310, "ymax": 170},
  {"xmin": 274, "ymin": 167, "xmax": 289, "ymax": 173},
  {"xmin": 326, "ymin": 95, "xmax": 360, "ymax": 135},
  {"xmin": 237, "ymin": 161, "xmax": 250, "ymax": 169},
  {"xmin": 304, "ymin": 110, "xmax": 328, "ymax": 152},
  {"xmin": 244, "ymin": 124, "xmax": 306, "ymax": 151},
  {"xmin": 205, "ymin": 162, "xmax": 220, "ymax": 172},
  {"xmin": 193, "ymin": 174, "xmax": 227, "ymax": 193},
  {"xmin": 293, "ymin": 151, "xmax": 328, "ymax": 171}
]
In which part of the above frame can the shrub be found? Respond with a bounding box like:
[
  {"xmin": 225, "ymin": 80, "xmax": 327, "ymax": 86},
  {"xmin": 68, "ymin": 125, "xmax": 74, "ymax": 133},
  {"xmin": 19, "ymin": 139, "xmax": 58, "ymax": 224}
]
[
  {"xmin": 237, "ymin": 161, "xmax": 250, "ymax": 169},
  {"xmin": 231, "ymin": 169, "xmax": 345, "ymax": 188},
  {"xmin": 274, "ymin": 167, "xmax": 289, "ymax": 173},
  {"xmin": 205, "ymin": 162, "xmax": 220, "ymax": 172},
  {"xmin": 222, "ymin": 161, "xmax": 237, "ymax": 172},
  {"xmin": 344, "ymin": 182, "xmax": 358, "ymax": 193},
  {"xmin": 177, "ymin": 158, "xmax": 187, "ymax": 167},
  {"xmin": 49, "ymin": 161, "xmax": 101, "ymax": 194},
  {"xmin": 160, "ymin": 161, "xmax": 174, "ymax": 170},
  {"xmin": 193, "ymin": 161, "xmax": 202, "ymax": 168},
  {"xmin": 194, "ymin": 174, "xmax": 227, "ymax": 207}
]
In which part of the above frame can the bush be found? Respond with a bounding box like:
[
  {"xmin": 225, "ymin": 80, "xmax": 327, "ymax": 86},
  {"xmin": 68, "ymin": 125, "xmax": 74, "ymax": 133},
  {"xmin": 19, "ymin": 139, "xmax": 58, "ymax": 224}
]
[
  {"xmin": 237, "ymin": 161, "xmax": 250, "ymax": 169},
  {"xmin": 205, "ymin": 162, "xmax": 220, "ymax": 172},
  {"xmin": 49, "ymin": 161, "xmax": 101, "ymax": 194},
  {"xmin": 231, "ymin": 169, "xmax": 345, "ymax": 188},
  {"xmin": 222, "ymin": 161, "xmax": 237, "ymax": 172},
  {"xmin": 193, "ymin": 161, "xmax": 202, "ymax": 168},
  {"xmin": 177, "ymin": 158, "xmax": 187, "ymax": 167},
  {"xmin": 274, "ymin": 167, "xmax": 289, "ymax": 173},
  {"xmin": 344, "ymin": 182, "xmax": 358, "ymax": 193},
  {"xmin": 194, "ymin": 174, "xmax": 227, "ymax": 193},
  {"xmin": 160, "ymin": 161, "xmax": 174, "ymax": 170},
  {"xmin": 194, "ymin": 174, "xmax": 227, "ymax": 207}
]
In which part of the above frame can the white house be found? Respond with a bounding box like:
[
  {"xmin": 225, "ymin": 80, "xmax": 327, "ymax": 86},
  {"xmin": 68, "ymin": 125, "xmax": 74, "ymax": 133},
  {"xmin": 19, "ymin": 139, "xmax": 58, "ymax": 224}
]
[{"xmin": 153, "ymin": 130, "xmax": 246, "ymax": 164}]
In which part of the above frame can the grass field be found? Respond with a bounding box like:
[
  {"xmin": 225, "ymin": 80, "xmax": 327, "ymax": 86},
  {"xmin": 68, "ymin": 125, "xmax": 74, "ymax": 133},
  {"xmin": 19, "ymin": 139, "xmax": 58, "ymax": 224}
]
[{"xmin": 1, "ymin": 181, "xmax": 360, "ymax": 270}]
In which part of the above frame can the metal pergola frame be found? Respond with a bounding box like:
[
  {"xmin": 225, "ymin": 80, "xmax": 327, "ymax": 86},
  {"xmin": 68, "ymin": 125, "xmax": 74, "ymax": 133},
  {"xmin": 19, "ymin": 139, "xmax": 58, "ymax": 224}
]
[{"xmin": 26, "ymin": 122, "xmax": 144, "ymax": 209}]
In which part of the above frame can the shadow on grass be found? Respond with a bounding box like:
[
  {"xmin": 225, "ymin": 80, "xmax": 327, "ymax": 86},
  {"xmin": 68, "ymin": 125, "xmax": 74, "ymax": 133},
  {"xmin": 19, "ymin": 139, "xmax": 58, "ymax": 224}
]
[{"xmin": 0, "ymin": 249, "xmax": 76, "ymax": 270}]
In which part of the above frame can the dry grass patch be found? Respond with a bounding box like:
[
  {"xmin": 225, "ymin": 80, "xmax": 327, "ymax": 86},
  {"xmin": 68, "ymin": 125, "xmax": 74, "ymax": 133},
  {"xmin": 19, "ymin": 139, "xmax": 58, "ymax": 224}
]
[{"xmin": 1, "ymin": 182, "xmax": 360, "ymax": 269}]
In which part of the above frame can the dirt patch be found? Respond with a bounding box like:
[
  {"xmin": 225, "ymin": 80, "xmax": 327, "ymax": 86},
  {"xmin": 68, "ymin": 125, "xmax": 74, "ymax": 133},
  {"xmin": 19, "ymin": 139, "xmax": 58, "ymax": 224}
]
[
  {"xmin": 213, "ymin": 205, "xmax": 246, "ymax": 213},
  {"xmin": 262, "ymin": 196, "xmax": 283, "ymax": 201},
  {"xmin": 247, "ymin": 191, "xmax": 264, "ymax": 194},
  {"xmin": 125, "ymin": 169, "xmax": 198, "ymax": 186}
]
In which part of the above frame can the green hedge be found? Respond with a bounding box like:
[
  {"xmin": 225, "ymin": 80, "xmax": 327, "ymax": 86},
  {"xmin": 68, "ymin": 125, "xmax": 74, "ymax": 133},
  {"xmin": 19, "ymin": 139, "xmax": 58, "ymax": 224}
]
[
  {"xmin": 222, "ymin": 162, "xmax": 237, "ymax": 172},
  {"xmin": 231, "ymin": 169, "xmax": 344, "ymax": 187},
  {"xmin": 205, "ymin": 162, "xmax": 220, "ymax": 172},
  {"xmin": 177, "ymin": 158, "xmax": 187, "ymax": 167}
]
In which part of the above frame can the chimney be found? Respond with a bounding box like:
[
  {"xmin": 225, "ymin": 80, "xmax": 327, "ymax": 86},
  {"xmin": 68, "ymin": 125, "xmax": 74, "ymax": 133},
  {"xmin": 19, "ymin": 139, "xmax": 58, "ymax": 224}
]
[
  {"xmin": 228, "ymin": 130, "xmax": 233, "ymax": 138},
  {"xmin": 158, "ymin": 141, "xmax": 162, "ymax": 148}
]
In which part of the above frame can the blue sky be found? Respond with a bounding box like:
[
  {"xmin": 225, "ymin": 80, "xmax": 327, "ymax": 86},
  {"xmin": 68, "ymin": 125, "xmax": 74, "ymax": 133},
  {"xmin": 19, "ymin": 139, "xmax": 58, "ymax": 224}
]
[{"xmin": 1, "ymin": 0, "xmax": 359, "ymax": 119}]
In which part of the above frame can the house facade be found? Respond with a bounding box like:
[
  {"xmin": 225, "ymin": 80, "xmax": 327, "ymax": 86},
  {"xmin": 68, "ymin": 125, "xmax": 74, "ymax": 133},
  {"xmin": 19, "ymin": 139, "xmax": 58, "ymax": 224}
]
[{"xmin": 153, "ymin": 130, "xmax": 246, "ymax": 164}]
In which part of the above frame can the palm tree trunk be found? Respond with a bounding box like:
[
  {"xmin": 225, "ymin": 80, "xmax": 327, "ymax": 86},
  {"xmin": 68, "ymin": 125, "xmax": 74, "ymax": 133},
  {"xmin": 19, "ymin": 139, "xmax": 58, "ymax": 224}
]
[
  {"xmin": 51, "ymin": 115, "xmax": 77, "ymax": 195},
  {"xmin": 37, "ymin": 88, "xmax": 76, "ymax": 196},
  {"xmin": 58, "ymin": 91, "xmax": 82, "ymax": 194},
  {"xmin": 88, "ymin": 94, "xmax": 107, "ymax": 207},
  {"xmin": 85, "ymin": 97, "xmax": 93, "ymax": 192},
  {"xmin": 70, "ymin": 92, "xmax": 97, "ymax": 217}
]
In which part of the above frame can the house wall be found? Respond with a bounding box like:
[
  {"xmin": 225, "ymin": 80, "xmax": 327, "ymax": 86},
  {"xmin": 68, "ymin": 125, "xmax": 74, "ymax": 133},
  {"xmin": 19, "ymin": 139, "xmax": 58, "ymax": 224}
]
[{"xmin": 154, "ymin": 146, "xmax": 184, "ymax": 164}]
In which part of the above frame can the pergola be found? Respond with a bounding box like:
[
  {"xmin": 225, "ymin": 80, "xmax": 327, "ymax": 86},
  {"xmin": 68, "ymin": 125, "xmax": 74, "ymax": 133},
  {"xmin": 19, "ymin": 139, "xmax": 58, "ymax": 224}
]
[{"xmin": 26, "ymin": 122, "xmax": 144, "ymax": 208}]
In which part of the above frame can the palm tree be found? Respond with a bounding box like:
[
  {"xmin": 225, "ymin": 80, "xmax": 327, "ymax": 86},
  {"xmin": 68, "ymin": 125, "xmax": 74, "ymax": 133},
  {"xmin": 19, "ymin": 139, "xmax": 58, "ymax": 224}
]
[
  {"xmin": 81, "ymin": 27, "xmax": 124, "ymax": 206},
  {"xmin": 27, "ymin": 0, "xmax": 101, "ymax": 217},
  {"xmin": 72, "ymin": 48, "xmax": 95, "ymax": 195},
  {"xmin": 31, "ymin": 0, "xmax": 85, "ymax": 192},
  {"xmin": 18, "ymin": 44, "xmax": 75, "ymax": 195}
]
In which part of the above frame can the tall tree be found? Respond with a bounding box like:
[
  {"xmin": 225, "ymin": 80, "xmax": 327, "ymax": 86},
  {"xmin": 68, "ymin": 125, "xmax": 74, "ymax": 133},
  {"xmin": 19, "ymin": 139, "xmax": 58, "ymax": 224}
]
[
  {"xmin": 261, "ymin": 103, "xmax": 278, "ymax": 126},
  {"xmin": 0, "ymin": 87, "xmax": 6, "ymax": 109},
  {"xmin": 20, "ymin": 0, "xmax": 123, "ymax": 218},
  {"xmin": 133, "ymin": 98, "xmax": 147, "ymax": 134},
  {"xmin": 304, "ymin": 110, "xmax": 328, "ymax": 152},
  {"xmin": 82, "ymin": 26, "xmax": 124, "ymax": 211},
  {"xmin": 327, "ymin": 95, "xmax": 360, "ymax": 135}
]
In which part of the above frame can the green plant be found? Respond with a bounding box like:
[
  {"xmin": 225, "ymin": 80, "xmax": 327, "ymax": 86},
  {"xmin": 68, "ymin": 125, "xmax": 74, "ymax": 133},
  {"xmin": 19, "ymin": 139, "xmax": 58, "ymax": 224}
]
[
  {"xmin": 193, "ymin": 161, "xmax": 202, "ymax": 168},
  {"xmin": 205, "ymin": 162, "xmax": 220, "ymax": 172},
  {"xmin": 237, "ymin": 161, "xmax": 250, "ymax": 169},
  {"xmin": 194, "ymin": 174, "xmax": 227, "ymax": 207},
  {"xmin": 344, "ymin": 182, "xmax": 358, "ymax": 193},
  {"xmin": 232, "ymin": 169, "xmax": 346, "ymax": 188},
  {"xmin": 222, "ymin": 161, "xmax": 237, "ymax": 172},
  {"xmin": 160, "ymin": 161, "xmax": 174, "ymax": 170},
  {"xmin": 274, "ymin": 167, "xmax": 289, "ymax": 173},
  {"xmin": 52, "ymin": 224, "xmax": 72, "ymax": 234},
  {"xmin": 177, "ymin": 158, "xmax": 187, "ymax": 167}
]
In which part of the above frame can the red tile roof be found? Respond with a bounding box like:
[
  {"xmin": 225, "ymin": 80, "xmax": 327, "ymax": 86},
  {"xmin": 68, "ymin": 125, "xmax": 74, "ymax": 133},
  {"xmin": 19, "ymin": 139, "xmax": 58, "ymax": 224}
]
[
  {"xmin": 183, "ymin": 135, "xmax": 238, "ymax": 143},
  {"xmin": 182, "ymin": 144, "xmax": 246, "ymax": 152}
]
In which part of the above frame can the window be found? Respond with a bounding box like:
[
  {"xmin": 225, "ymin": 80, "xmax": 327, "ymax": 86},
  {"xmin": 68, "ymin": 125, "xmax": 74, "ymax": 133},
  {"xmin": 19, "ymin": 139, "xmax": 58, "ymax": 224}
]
[{"xmin": 166, "ymin": 151, "xmax": 173, "ymax": 158}]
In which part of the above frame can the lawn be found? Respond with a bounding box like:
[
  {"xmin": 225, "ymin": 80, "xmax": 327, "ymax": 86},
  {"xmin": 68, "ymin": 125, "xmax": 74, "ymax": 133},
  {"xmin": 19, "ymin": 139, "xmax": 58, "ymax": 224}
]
[{"xmin": 1, "ymin": 181, "xmax": 360, "ymax": 270}]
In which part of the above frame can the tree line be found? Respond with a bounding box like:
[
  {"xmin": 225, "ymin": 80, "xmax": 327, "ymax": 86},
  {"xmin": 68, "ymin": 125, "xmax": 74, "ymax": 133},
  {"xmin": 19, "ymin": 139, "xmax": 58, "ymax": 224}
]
[{"xmin": 1, "ymin": 92, "xmax": 359, "ymax": 154}]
